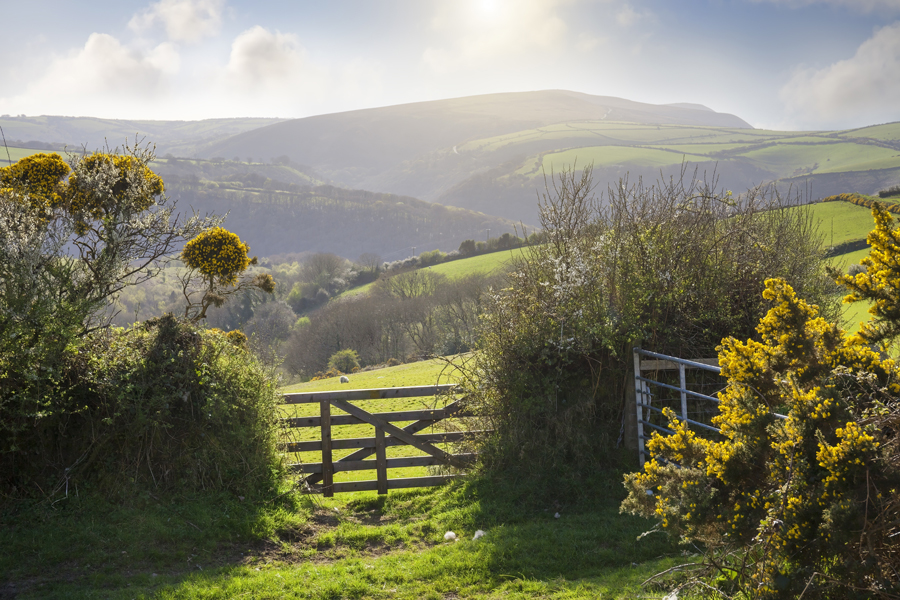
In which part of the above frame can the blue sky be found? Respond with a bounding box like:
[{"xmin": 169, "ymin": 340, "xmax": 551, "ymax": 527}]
[{"xmin": 1, "ymin": 0, "xmax": 898, "ymax": 130}]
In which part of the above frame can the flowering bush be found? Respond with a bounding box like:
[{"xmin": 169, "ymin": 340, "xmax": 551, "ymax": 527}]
[
  {"xmin": 0, "ymin": 152, "xmax": 70, "ymax": 214},
  {"xmin": 182, "ymin": 226, "xmax": 251, "ymax": 286},
  {"xmin": 179, "ymin": 227, "xmax": 274, "ymax": 323},
  {"xmin": 622, "ymin": 205, "xmax": 900, "ymax": 599}
]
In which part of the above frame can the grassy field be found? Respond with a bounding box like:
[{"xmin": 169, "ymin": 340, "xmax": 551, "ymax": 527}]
[
  {"xmin": 0, "ymin": 358, "xmax": 685, "ymax": 600},
  {"xmin": 341, "ymin": 249, "xmax": 525, "ymax": 298},
  {"xmin": 0, "ymin": 145, "xmax": 52, "ymax": 166},
  {"xmin": 466, "ymin": 120, "xmax": 900, "ymax": 182}
]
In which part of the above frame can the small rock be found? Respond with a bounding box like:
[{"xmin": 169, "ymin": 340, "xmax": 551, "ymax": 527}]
[
  {"xmin": 443, "ymin": 531, "xmax": 457, "ymax": 541},
  {"xmin": 554, "ymin": 512, "xmax": 560, "ymax": 519},
  {"xmin": 472, "ymin": 530, "xmax": 485, "ymax": 540}
]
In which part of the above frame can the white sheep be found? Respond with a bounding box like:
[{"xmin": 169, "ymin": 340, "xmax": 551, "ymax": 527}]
[{"xmin": 340, "ymin": 375, "xmax": 350, "ymax": 384}]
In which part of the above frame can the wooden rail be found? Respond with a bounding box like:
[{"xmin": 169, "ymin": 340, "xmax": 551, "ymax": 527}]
[{"xmin": 280, "ymin": 384, "xmax": 482, "ymax": 496}]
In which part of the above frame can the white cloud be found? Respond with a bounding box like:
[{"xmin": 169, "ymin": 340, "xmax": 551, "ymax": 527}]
[
  {"xmin": 0, "ymin": 33, "xmax": 178, "ymax": 118},
  {"xmin": 752, "ymin": 0, "xmax": 900, "ymax": 13},
  {"xmin": 422, "ymin": 0, "xmax": 572, "ymax": 73},
  {"xmin": 780, "ymin": 21, "xmax": 900, "ymax": 128},
  {"xmin": 129, "ymin": 0, "xmax": 225, "ymax": 44},
  {"xmin": 218, "ymin": 26, "xmax": 332, "ymax": 115},
  {"xmin": 226, "ymin": 26, "xmax": 310, "ymax": 87}
]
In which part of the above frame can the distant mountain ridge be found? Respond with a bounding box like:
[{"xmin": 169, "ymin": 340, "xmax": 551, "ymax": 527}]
[
  {"xmin": 202, "ymin": 89, "xmax": 750, "ymax": 186},
  {"xmin": 0, "ymin": 115, "xmax": 286, "ymax": 157}
]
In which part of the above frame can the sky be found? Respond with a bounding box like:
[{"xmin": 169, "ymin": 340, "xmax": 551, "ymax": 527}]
[{"xmin": 1, "ymin": 0, "xmax": 899, "ymax": 131}]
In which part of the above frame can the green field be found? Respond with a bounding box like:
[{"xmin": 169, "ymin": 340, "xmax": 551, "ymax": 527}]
[
  {"xmin": 460, "ymin": 120, "xmax": 900, "ymax": 185},
  {"xmin": 805, "ymin": 200, "xmax": 879, "ymax": 246},
  {"xmin": 1, "ymin": 357, "xmax": 682, "ymax": 599},
  {"xmin": 0, "ymin": 145, "xmax": 52, "ymax": 166},
  {"xmin": 341, "ymin": 248, "xmax": 524, "ymax": 298}
]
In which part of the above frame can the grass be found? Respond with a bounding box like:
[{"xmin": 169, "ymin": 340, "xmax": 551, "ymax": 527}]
[
  {"xmin": 340, "ymin": 249, "xmax": 524, "ymax": 299},
  {"xmin": 0, "ymin": 474, "xmax": 684, "ymax": 599},
  {"xmin": 0, "ymin": 145, "xmax": 55, "ymax": 165},
  {"xmin": 804, "ymin": 200, "xmax": 877, "ymax": 246},
  {"xmin": 457, "ymin": 119, "xmax": 900, "ymax": 184},
  {"xmin": 0, "ymin": 355, "xmax": 687, "ymax": 599}
]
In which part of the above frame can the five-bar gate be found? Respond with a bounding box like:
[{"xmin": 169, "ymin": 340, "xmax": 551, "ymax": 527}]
[{"xmin": 280, "ymin": 384, "xmax": 482, "ymax": 496}]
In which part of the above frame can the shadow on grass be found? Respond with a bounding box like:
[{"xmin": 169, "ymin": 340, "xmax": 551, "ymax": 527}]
[{"xmin": 0, "ymin": 472, "xmax": 685, "ymax": 599}]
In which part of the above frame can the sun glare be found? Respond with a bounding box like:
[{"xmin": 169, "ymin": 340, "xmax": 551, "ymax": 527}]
[{"xmin": 474, "ymin": 0, "xmax": 501, "ymax": 22}]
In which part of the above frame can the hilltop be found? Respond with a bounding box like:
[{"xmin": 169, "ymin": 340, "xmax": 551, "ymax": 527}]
[
  {"xmin": 196, "ymin": 90, "xmax": 900, "ymax": 225},
  {"xmin": 4, "ymin": 91, "xmax": 899, "ymax": 241}
]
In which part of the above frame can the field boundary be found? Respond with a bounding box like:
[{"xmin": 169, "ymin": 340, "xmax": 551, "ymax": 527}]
[{"xmin": 280, "ymin": 384, "xmax": 483, "ymax": 496}]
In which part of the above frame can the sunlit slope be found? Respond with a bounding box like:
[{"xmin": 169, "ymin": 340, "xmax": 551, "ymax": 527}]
[
  {"xmin": 341, "ymin": 248, "xmax": 524, "ymax": 298},
  {"xmin": 475, "ymin": 121, "xmax": 900, "ymax": 180}
]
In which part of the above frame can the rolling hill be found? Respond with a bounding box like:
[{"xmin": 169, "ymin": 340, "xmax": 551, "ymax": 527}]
[
  {"xmin": 5, "ymin": 90, "xmax": 900, "ymax": 247},
  {"xmin": 196, "ymin": 91, "xmax": 900, "ymax": 225},
  {"xmin": 0, "ymin": 114, "xmax": 286, "ymax": 158}
]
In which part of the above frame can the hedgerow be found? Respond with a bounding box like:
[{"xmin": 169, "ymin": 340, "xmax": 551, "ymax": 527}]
[
  {"xmin": 458, "ymin": 166, "xmax": 836, "ymax": 494},
  {"xmin": 821, "ymin": 192, "xmax": 900, "ymax": 213},
  {"xmin": 1, "ymin": 315, "xmax": 284, "ymax": 498},
  {"xmin": 0, "ymin": 148, "xmax": 283, "ymax": 500},
  {"xmin": 621, "ymin": 203, "xmax": 900, "ymax": 599}
]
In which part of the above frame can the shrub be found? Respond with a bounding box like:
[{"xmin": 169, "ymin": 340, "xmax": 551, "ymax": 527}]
[
  {"xmin": 180, "ymin": 227, "xmax": 275, "ymax": 322},
  {"xmin": 182, "ymin": 226, "xmax": 250, "ymax": 286},
  {"xmin": 328, "ymin": 348, "xmax": 360, "ymax": 373},
  {"xmin": 1, "ymin": 146, "xmax": 218, "ymax": 457},
  {"xmin": 461, "ymin": 166, "xmax": 837, "ymax": 493},
  {"xmin": 1, "ymin": 315, "xmax": 283, "ymax": 498},
  {"xmin": 621, "ymin": 204, "xmax": 900, "ymax": 599}
]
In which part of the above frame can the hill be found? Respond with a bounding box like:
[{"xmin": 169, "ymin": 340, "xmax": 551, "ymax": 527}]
[
  {"xmin": 1, "ymin": 146, "xmax": 516, "ymax": 260},
  {"xmin": 199, "ymin": 91, "xmax": 900, "ymax": 225},
  {"xmin": 0, "ymin": 114, "xmax": 285, "ymax": 157},
  {"xmin": 169, "ymin": 182, "xmax": 518, "ymax": 260}
]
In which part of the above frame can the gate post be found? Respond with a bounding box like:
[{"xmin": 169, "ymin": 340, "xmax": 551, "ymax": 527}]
[
  {"xmin": 633, "ymin": 347, "xmax": 646, "ymax": 468},
  {"xmin": 374, "ymin": 427, "xmax": 388, "ymax": 495},
  {"xmin": 320, "ymin": 400, "xmax": 334, "ymax": 497},
  {"xmin": 623, "ymin": 343, "xmax": 638, "ymax": 453}
]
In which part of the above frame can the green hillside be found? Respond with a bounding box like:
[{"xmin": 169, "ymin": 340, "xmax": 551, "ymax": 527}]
[
  {"xmin": 1, "ymin": 147, "xmax": 519, "ymax": 260},
  {"xmin": 341, "ymin": 248, "xmax": 525, "ymax": 298}
]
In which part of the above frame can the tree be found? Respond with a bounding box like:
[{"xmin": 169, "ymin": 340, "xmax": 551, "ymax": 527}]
[
  {"xmin": 180, "ymin": 226, "xmax": 275, "ymax": 322},
  {"xmin": 0, "ymin": 148, "xmax": 218, "ymax": 331},
  {"xmin": 357, "ymin": 252, "xmax": 382, "ymax": 273},
  {"xmin": 458, "ymin": 239, "xmax": 476, "ymax": 256},
  {"xmin": 0, "ymin": 145, "xmax": 220, "ymax": 451}
]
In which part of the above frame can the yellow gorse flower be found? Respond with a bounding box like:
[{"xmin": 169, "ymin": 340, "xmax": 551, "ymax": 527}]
[{"xmin": 182, "ymin": 227, "xmax": 251, "ymax": 286}]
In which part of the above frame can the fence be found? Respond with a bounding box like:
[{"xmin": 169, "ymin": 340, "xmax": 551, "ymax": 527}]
[
  {"xmin": 279, "ymin": 384, "xmax": 483, "ymax": 496},
  {"xmin": 634, "ymin": 347, "xmax": 786, "ymax": 467}
]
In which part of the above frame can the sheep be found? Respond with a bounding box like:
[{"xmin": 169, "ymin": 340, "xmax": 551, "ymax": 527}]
[{"xmin": 340, "ymin": 375, "xmax": 350, "ymax": 384}]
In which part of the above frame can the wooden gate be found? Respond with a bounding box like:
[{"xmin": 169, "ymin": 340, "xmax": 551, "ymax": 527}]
[{"xmin": 280, "ymin": 384, "xmax": 482, "ymax": 496}]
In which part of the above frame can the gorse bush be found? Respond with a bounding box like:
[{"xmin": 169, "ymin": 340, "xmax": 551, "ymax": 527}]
[
  {"xmin": 621, "ymin": 204, "xmax": 900, "ymax": 599},
  {"xmin": 0, "ymin": 145, "xmax": 218, "ymax": 459},
  {"xmin": 0, "ymin": 148, "xmax": 284, "ymax": 499},
  {"xmin": 821, "ymin": 192, "xmax": 900, "ymax": 213},
  {"xmin": 459, "ymin": 165, "xmax": 836, "ymax": 493},
  {"xmin": 182, "ymin": 226, "xmax": 251, "ymax": 286}
]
